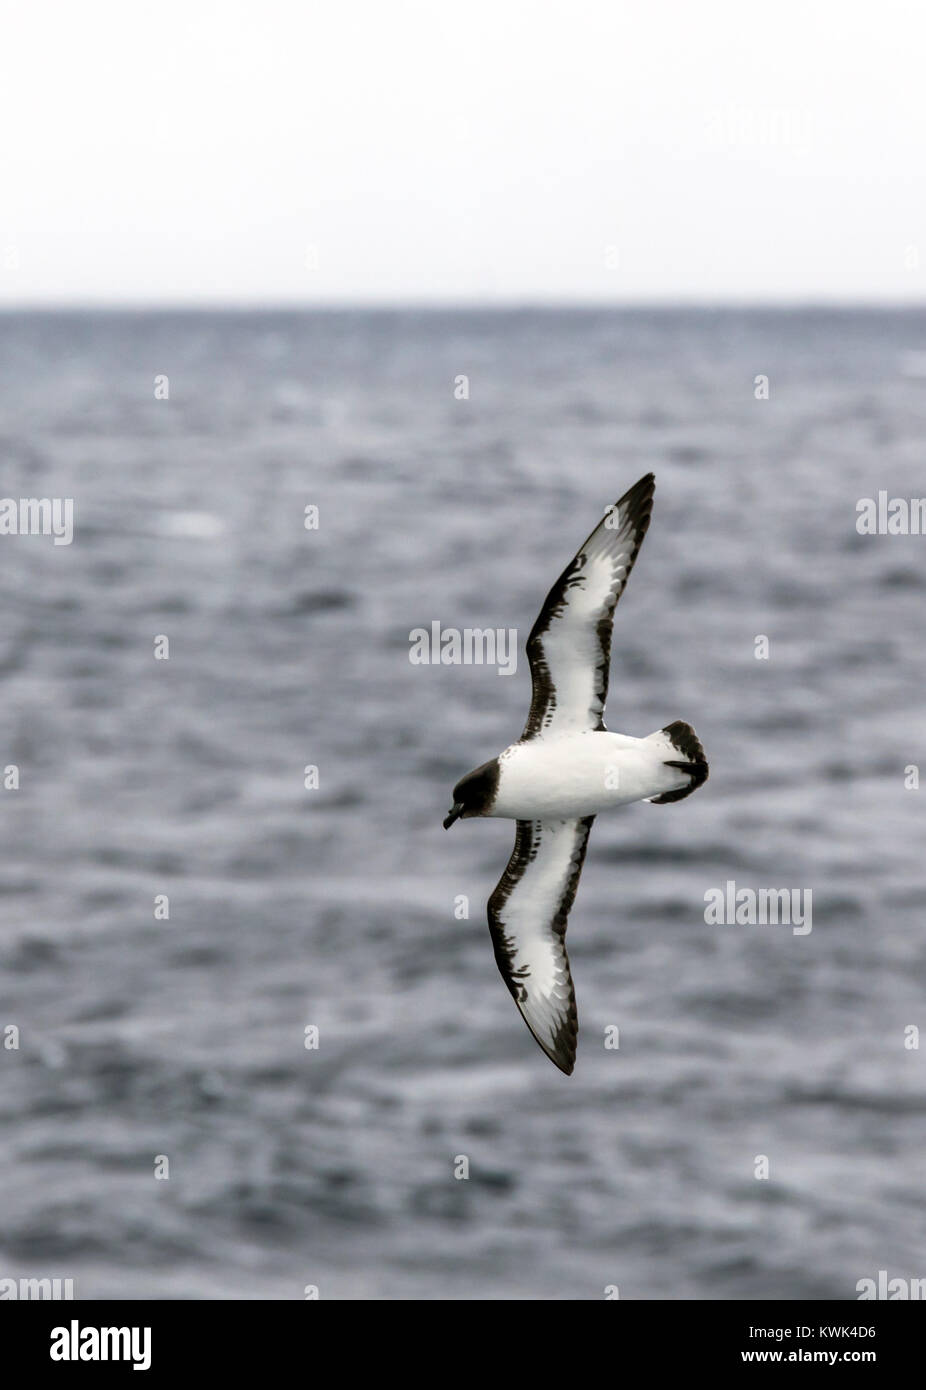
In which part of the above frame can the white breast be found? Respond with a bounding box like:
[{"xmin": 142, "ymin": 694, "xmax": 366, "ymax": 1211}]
[{"xmin": 491, "ymin": 732, "xmax": 689, "ymax": 819}]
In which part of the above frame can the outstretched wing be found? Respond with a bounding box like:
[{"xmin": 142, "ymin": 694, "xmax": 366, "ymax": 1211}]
[
  {"xmin": 522, "ymin": 473, "xmax": 654, "ymax": 739},
  {"xmin": 487, "ymin": 816, "xmax": 595, "ymax": 1074}
]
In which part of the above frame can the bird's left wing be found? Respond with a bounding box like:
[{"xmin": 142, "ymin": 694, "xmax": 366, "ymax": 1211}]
[
  {"xmin": 522, "ymin": 473, "xmax": 654, "ymax": 738},
  {"xmin": 487, "ymin": 816, "xmax": 595, "ymax": 1074}
]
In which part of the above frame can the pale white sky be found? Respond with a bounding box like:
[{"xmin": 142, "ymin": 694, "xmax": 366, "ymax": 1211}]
[{"xmin": 1, "ymin": 0, "xmax": 924, "ymax": 304}]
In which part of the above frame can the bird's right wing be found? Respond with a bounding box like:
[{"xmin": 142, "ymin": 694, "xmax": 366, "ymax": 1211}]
[
  {"xmin": 487, "ymin": 816, "xmax": 595, "ymax": 1075},
  {"xmin": 522, "ymin": 473, "xmax": 654, "ymax": 739}
]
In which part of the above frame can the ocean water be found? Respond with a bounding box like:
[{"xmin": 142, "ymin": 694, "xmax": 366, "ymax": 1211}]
[{"xmin": 1, "ymin": 307, "xmax": 925, "ymax": 1300}]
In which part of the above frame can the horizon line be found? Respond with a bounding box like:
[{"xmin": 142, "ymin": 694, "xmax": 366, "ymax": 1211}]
[{"xmin": 1, "ymin": 296, "xmax": 926, "ymax": 314}]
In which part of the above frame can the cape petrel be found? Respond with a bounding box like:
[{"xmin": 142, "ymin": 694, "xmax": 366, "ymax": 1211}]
[{"xmin": 443, "ymin": 473, "xmax": 708, "ymax": 1074}]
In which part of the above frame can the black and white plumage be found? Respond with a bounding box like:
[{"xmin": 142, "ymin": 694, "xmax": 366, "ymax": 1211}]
[
  {"xmin": 521, "ymin": 472, "xmax": 654, "ymax": 740},
  {"xmin": 444, "ymin": 474, "xmax": 708, "ymax": 1074}
]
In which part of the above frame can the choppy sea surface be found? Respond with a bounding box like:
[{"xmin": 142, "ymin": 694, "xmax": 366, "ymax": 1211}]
[{"xmin": 1, "ymin": 307, "xmax": 925, "ymax": 1300}]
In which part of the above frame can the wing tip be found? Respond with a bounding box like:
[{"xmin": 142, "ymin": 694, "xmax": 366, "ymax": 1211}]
[
  {"xmin": 518, "ymin": 1009, "xmax": 578, "ymax": 1076},
  {"xmin": 552, "ymin": 1050, "xmax": 576, "ymax": 1077},
  {"xmin": 614, "ymin": 471, "xmax": 656, "ymax": 526}
]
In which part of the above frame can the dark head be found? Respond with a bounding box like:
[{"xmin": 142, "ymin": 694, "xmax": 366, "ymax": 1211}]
[{"xmin": 443, "ymin": 758, "xmax": 500, "ymax": 829}]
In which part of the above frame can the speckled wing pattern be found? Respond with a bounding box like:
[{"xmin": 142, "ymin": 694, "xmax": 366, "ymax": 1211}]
[
  {"xmin": 522, "ymin": 473, "xmax": 655, "ymax": 739},
  {"xmin": 487, "ymin": 816, "xmax": 595, "ymax": 1074}
]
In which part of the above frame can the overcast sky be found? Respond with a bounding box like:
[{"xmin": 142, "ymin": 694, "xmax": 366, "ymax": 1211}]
[{"xmin": 1, "ymin": 1, "xmax": 924, "ymax": 305}]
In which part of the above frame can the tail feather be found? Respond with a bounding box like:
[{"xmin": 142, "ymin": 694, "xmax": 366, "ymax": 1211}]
[{"xmin": 646, "ymin": 720, "xmax": 708, "ymax": 804}]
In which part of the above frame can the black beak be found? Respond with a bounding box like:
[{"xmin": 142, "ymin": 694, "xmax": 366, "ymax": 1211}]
[{"xmin": 443, "ymin": 802, "xmax": 464, "ymax": 830}]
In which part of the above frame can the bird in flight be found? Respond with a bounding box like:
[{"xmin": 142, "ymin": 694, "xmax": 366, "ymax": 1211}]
[{"xmin": 443, "ymin": 474, "xmax": 708, "ymax": 1074}]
